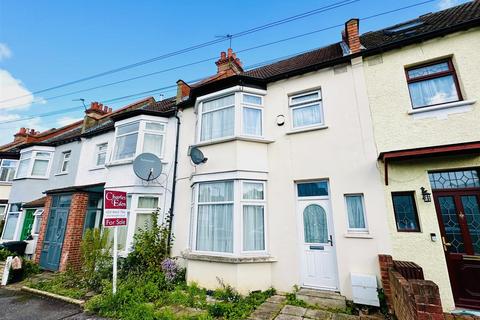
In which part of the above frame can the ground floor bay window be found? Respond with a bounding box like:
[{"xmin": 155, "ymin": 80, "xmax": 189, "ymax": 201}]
[{"xmin": 191, "ymin": 180, "xmax": 266, "ymax": 256}]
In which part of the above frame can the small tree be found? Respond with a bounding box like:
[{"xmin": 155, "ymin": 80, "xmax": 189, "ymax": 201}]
[{"xmin": 80, "ymin": 228, "xmax": 112, "ymax": 291}]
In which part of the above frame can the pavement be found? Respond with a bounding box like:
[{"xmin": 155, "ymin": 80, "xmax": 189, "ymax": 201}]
[{"xmin": 0, "ymin": 288, "xmax": 102, "ymax": 320}]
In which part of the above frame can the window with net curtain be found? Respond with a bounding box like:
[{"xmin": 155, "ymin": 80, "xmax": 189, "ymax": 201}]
[
  {"xmin": 290, "ymin": 90, "xmax": 323, "ymax": 129},
  {"xmin": 142, "ymin": 122, "xmax": 165, "ymax": 157},
  {"xmin": 200, "ymin": 95, "xmax": 235, "ymax": 141},
  {"xmin": 303, "ymin": 204, "xmax": 328, "ymax": 243},
  {"xmin": 2, "ymin": 203, "xmax": 21, "ymax": 240},
  {"xmin": 31, "ymin": 152, "xmax": 51, "ymax": 176},
  {"xmin": 0, "ymin": 159, "xmax": 18, "ymax": 182},
  {"xmin": 107, "ymin": 195, "xmax": 132, "ymax": 251},
  {"xmin": 113, "ymin": 122, "xmax": 139, "ymax": 160},
  {"xmin": 135, "ymin": 196, "xmax": 159, "ymax": 234},
  {"xmin": 345, "ymin": 194, "xmax": 367, "ymax": 231},
  {"xmin": 196, "ymin": 181, "xmax": 234, "ymax": 253},
  {"xmin": 242, "ymin": 182, "xmax": 265, "ymax": 251},
  {"xmin": 242, "ymin": 94, "xmax": 262, "ymax": 136},
  {"xmin": 406, "ymin": 60, "xmax": 461, "ymax": 109}
]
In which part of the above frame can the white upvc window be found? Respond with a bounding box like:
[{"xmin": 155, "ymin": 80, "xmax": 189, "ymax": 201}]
[
  {"xmin": 15, "ymin": 150, "xmax": 53, "ymax": 179},
  {"xmin": 112, "ymin": 120, "xmax": 166, "ymax": 162},
  {"xmin": 134, "ymin": 196, "xmax": 160, "ymax": 233},
  {"xmin": 289, "ymin": 90, "xmax": 324, "ymax": 129},
  {"xmin": 1, "ymin": 203, "xmax": 21, "ymax": 241},
  {"xmin": 192, "ymin": 180, "xmax": 267, "ymax": 256},
  {"xmin": 59, "ymin": 151, "xmax": 71, "ymax": 173},
  {"xmin": 344, "ymin": 194, "xmax": 368, "ymax": 233},
  {"xmin": 94, "ymin": 143, "xmax": 108, "ymax": 167},
  {"xmin": 32, "ymin": 209, "xmax": 44, "ymax": 235},
  {"xmin": 0, "ymin": 159, "xmax": 18, "ymax": 182},
  {"xmin": 198, "ymin": 91, "xmax": 264, "ymax": 143}
]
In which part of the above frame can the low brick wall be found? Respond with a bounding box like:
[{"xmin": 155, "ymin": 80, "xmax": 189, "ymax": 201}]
[{"xmin": 379, "ymin": 255, "xmax": 443, "ymax": 320}]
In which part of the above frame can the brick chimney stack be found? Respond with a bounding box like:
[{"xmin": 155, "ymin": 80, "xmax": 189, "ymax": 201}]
[
  {"xmin": 14, "ymin": 127, "xmax": 39, "ymax": 142},
  {"xmin": 176, "ymin": 80, "xmax": 191, "ymax": 104},
  {"xmin": 215, "ymin": 48, "xmax": 243, "ymax": 76},
  {"xmin": 343, "ymin": 18, "xmax": 362, "ymax": 54},
  {"xmin": 82, "ymin": 101, "xmax": 112, "ymax": 133}
]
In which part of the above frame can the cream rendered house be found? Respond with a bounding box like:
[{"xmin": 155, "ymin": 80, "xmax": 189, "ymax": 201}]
[
  {"xmin": 361, "ymin": 2, "xmax": 480, "ymax": 311},
  {"xmin": 171, "ymin": 20, "xmax": 391, "ymax": 302}
]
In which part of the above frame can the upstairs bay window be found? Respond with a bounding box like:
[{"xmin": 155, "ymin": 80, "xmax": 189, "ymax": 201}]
[
  {"xmin": 192, "ymin": 180, "xmax": 266, "ymax": 255},
  {"xmin": 406, "ymin": 59, "xmax": 462, "ymax": 109},
  {"xmin": 112, "ymin": 120, "xmax": 166, "ymax": 162},
  {"xmin": 198, "ymin": 92, "xmax": 264, "ymax": 143},
  {"xmin": 289, "ymin": 90, "xmax": 324, "ymax": 129},
  {"xmin": 0, "ymin": 159, "xmax": 18, "ymax": 182},
  {"xmin": 15, "ymin": 150, "xmax": 53, "ymax": 179}
]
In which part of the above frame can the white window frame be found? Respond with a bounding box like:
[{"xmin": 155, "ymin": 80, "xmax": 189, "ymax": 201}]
[
  {"xmin": 0, "ymin": 204, "xmax": 8, "ymax": 219},
  {"xmin": 1, "ymin": 204, "xmax": 20, "ymax": 241},
  {"xmin": 32, "ymin": 209, "xmax": 44, "ymax": 235},
  {"xmin": 344, "ymin": 193, "xmax": 369, "ymax": 233},
  {"xmin": 0, "ymin": 159, "xmax": 18, "ymax": 182},
  {"xmin": 94, "ymin": 142, "xmax": 108, "ymax": 168},
  {"xmin": 112, "ymin": 119, "xmax": 167, "ymax": 163},
  {"xmin": 14, "ymin": 149, "xmax": 53, "ymax": 179},
  {"xmin": 240, "ymin": 181, "xmax": 267, "ymax": 254},
  {"xmin": 196, "ymin": 88, "xmax": 266, "ymax": 144},
  {"xmin": 59, "ymin": 150, "xmax": 71, "ymax": 173},
  {"xmin": 289, "ymin": 89, "xmax": 324, "ymax": 130},
  {"xmin": 191, "ymin": 179, "xmax": 268, "ymax": 257}
]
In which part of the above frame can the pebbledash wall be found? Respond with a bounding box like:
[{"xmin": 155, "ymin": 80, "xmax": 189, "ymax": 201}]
[
  {"xmin": 172, "ymin": 56, "xmax": 392, "ymax": 299},
  {"xmin": 363, "ymin": 27, "xmax": 480, "ymax": 311}
]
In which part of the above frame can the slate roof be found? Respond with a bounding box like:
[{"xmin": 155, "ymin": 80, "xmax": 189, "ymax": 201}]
[{"xmin": 240, "ymin": 1, "xmax": 480, "ymax": 81}]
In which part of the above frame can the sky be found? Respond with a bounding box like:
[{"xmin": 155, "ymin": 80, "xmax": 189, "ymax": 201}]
[{"xmin": 0, "ymin": 0, "xmax": 470, "ymax": 145}]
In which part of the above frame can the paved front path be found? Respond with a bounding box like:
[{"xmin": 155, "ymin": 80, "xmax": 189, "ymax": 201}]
[
  {"xmin": 0, "ymin": 288, "xmax": 101, "ymax": 320},
  {"xmin": 250, "ymin": 295, "xmax": 383, "ymax": 320}
]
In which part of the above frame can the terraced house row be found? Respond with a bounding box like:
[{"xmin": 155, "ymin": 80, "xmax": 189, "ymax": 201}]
[{"xmin": 1, "ymin": 1, "xmax": 479, "ymax": 314}]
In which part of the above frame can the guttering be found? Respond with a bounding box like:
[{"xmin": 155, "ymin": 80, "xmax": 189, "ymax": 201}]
[{"xmin": 167, "ymin": 108, "xmax": 181, "ymax": 254}]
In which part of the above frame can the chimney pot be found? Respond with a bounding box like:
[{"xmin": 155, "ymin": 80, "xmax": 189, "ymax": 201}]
[
  {"xmin": 29, "ymin": 129, "xmax": 36, "ymax": 135},
  {"xmin": 103, "ymin": 106, "xmax": 108, "ymax": 112},
  {"xmin": 227, "ymin": 48, "xmax": 233, "ymax": 58},
  {"xmin": 220, "ymin": 51, "xmax": 226, "ymax": 59}
]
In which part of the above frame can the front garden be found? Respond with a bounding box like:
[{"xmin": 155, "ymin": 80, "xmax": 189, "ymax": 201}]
[{"xmin": 23, "ymin": 212, "xmax": 276, "ymax": 320}]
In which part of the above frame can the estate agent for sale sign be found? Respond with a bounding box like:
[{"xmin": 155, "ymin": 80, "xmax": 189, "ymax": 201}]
[{"xmin": 103, "ymin": 190, "xmax": 128, "ymax": 227}]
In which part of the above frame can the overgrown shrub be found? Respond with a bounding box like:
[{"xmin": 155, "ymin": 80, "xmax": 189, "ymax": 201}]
[
  {"xmin": 80, "ymin": 228, "xmax": 112, "ymax": 292},
  {"xmin": 120, "ymin": 209, "xmax": 170, "ymax": 276},
  {"xmin": 0, "ymin": 248, "xmax": 12, "ymax": 260},
  {"xmin": 21, "ymin": 259, "xmax": 41, "ymax": 279},
  {"xmin": 29, "ymin": 269, "xmax": 87, "ymax": 299}
]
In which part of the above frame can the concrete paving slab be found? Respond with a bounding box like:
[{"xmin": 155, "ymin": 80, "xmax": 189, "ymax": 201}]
[
  {"xmin": 275, "ymin": 314, "xmax": 303, "ymax": 320},
  {"xmin": 304, "ymin": 308, "xmax": 334, "ymax": 319},
  {"xmin": 281, "ymin": 305, "xmax": 307, "ymax": 317}
]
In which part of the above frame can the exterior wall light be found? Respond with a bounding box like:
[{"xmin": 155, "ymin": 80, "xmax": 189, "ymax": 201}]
[{"xmin": 421, "ymin": 187, "xmax": 432, "ymax": 202}]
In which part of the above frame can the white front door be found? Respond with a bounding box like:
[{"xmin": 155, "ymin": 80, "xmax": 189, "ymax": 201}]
[{"xmin": 299, "ymin": 199, "xmax": 338, "ymax": 290}]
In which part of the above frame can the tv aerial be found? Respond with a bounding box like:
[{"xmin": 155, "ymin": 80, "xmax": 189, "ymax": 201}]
[
  {"xmin": 215, "ymin": 34, "xmax": 233, "ymax": 48},
  {"xmin": 133, "ymin": 153, "xmax": 163, "ymax": 181},
  {"xmin": 189, "ymin": 147, "xmax": 208, "ymax": 165}
]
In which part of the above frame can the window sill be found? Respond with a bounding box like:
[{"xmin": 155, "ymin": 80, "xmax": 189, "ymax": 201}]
[
  {"xmin": 0, "ymin": 181, "xmax": 13, "ymax": 186},
  {"xmin": 407, "ymin": 100, "xmax": 476, "ymax": 115},
  {"xmin": 182, "ymin": 251, "xmax": 276, "ymax": 264},
  {"xmin": 286, "ymin": 125, "xmax": 328, "ymax": 135},
  {"xmin": 54, "ymin": 172, "xmax": 68, "ymax": 176},
  {"xmin": 106, "ymin": 159, "xmax": 134, "ymax": 167},
  {"xmin": 89, "ymin": 166, "xmax": 106, "ymax": 172},
  {"xmin": 344, "ymin": 233, "xmax": 373, "ymax": 239},
  {"xmin": 192, "ymin": 136, "xmax": 274, "ymax": 148},
  {"xmin": 13, "ymin": 177, "xmax": 49, "ymax": 181}
]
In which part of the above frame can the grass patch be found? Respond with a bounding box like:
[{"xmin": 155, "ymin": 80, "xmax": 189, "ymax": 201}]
[{"xmin": 27, "ymin": 270, "xmax": 88, "ymax": 300}]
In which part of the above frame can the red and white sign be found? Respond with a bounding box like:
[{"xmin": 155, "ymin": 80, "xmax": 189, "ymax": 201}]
[{"xmin": 103, "ymin": 190, "xmax": 128, "ymax": 227}]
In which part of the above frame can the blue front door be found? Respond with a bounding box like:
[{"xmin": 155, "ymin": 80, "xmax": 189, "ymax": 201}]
[{"xmin": 39, "ymin": 195, "xmax": 71, "ymax": 270}]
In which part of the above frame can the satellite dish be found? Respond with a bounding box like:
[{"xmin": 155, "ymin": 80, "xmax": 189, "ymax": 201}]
[
  {"xmin": 189, "ymin": 147, "xmax": 207, "ymax": 165},
  {"xmin": 133, "ymin": 153, "xmax": 163, "ymax": 181}
]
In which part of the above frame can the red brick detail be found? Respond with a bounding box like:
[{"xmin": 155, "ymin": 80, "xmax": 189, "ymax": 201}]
[
  {"xmin": 344, "ymin": 18, "xmax": 361, "ymax": 54},
  {"xmin": 58, "ymin": 192, "xmax": 89, "ymax": 271},
  {"xmin": 378, "ymin": 254, "xmax": 394, "ymax": 313},
  {"xmin": 34, "ymin": 195, "xmax": 53, "ymax": 264},
  {"xmin": 215, "ymin": 48, "xmax": 243, "ymax": 75},
  {"xmin": 176, "ymin": 80, "xmax": 191, "ymax": 104}
]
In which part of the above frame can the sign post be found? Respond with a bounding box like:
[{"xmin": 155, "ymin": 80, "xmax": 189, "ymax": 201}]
[{"xmin": 103, "ymin": 190, "xmax": 128, "ymax": 295}]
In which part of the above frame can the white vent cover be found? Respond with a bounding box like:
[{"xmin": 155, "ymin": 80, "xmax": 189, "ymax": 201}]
[{"xmin": 350, "ymin": 273, "xmax": 380, "ymax": 306}]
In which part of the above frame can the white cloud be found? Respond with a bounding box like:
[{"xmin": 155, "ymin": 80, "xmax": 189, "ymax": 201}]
[
  {"xmin": 0, "ymin": 69, "xmax": 35, "ymax": 110},
  {"xmin": 0, "ymin": 43, "xmax": 12, "ymax": 61},
  {"xmin": 438, "ymin": 0, "xmax": 460, "ymax": 10},
  {"xmin": 57, "ymin": 116, "xmax": 82, "ymax": 127}
]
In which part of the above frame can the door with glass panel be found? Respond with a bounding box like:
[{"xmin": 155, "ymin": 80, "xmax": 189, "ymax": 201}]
[
  {"xmin": 430, "ymin": 170, "xmax": 480, "ymax": 309},
  {"xmin": 297, "ymin": 181, "xmax": 337, "ymax": 290}
]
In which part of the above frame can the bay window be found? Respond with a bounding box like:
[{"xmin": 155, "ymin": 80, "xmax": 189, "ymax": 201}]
[
  {"xmin": 15, "ymin": 150, "xmax": 53, "ymax": 179},
  {"xmin": 406, "ymin": 59, "xmax": 462, "ymax": 109},
  {"xmin": 112, "ymin": 120, "xmax": 166, "ymax": 162},
  {"xmin": 135, "ymin": 196, "xmax": 159, "ymax": 233},
  {"xmin": 198, "ymin": 91, "xmax": 264, "ymax": 143},
  {"xmin": 193, "ymin": 180, "xmax": 267, "ymax": 255},
  {"xmin": 0, "ymin": 159, "xmax": 18, "ymax": 182},
  {"xmin": 289, "ymin": 90, "xmax": 324, "ymax": 129}
]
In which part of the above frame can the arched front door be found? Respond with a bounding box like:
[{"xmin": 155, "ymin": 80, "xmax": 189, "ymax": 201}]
[{"xmin": 299, "ymin": 200, "xmax": 338, "ymax": 290}]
